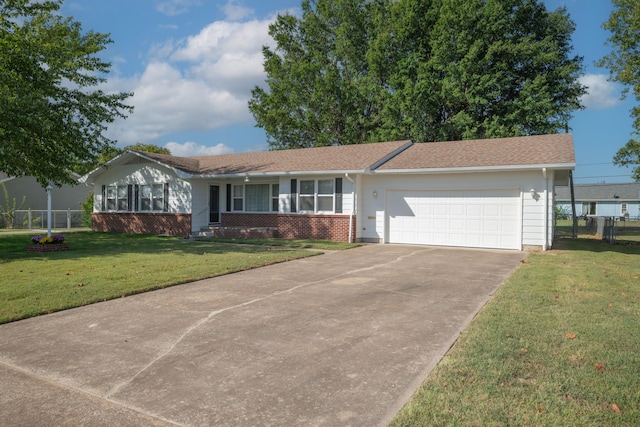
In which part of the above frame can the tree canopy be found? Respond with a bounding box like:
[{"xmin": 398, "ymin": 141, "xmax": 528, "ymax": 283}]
[
  {"xmin": 249, "ymin": 0, "xmax": 586, "ymax": 150},
  {"xmin": 599, "ymin": 0, "xmax": 640, "ymax": 181},
  {"xmin": 0, "ymin": 0, "xmax": 133, "ymax": 186}
]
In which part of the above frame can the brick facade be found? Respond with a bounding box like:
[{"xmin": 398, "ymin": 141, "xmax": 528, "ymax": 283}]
[
  {"xmin": 93, "ymin": 212, "xmax": 355, "ymax": 242},
  {"xmin": 222, "ymin": 213, "xmax": 356, "ymax": 242},
  {"xmin": 92, "ymin": 213, "xmax": 192, "ymax": 237}
]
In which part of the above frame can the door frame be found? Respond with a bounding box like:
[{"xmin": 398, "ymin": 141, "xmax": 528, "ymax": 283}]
[{"xmin": 209, "ymin": 185, "xmax": 220, "ymax": 223}]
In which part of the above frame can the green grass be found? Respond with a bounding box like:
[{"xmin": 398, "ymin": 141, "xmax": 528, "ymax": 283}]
[
  {"xmin": 0, "ymin": 231, "xmax": 353, "ymax": 324},
  {"xmin": 390, "ymin": 225, "xmax": 640, "ymax": 426}
]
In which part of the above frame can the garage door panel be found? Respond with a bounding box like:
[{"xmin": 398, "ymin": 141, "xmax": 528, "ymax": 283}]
[{"xmin": 387, "ymin": 189, "xmax": 520, "ymax": 250}]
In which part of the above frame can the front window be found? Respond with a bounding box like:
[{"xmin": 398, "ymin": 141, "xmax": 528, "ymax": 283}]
[
  {"xmin": 139, "ymin": 184, "xmax": 164, "ymax": 212},
  {"xmin": 299, "ymin": 180, "xmax": 315, "ymax": 211},
  {"xmin": 621, "ymin": 203, "xmax": 628, "ymax": 215},
  {"xmin": 246, "ymin": 184, "xmax": 270, "ymax": 212},
  {"xmin": 232, "ymin": 183, "xmax": 279, "ymax": 212},
  {"xmin": 233, "ymin": 185, "xmax": 244, "ymax": 211},
  {"xmin": 106, "ymin": 185, "xmax": 129, "ymax": 211},
  {"xmin": 317, "ymin": 179, "xmax": 334, "ymax": 212}
]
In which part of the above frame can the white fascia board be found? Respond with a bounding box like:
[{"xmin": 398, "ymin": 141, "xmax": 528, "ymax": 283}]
[
  {"xmin": 79, "ymin": 151, "xmax": 195, "ymax": 184},
  {"xmin": 371, "ymin": 163, "xmax": 576, "ymax": 175},
  {"xmin": 130, "ymin": 151, "xmax": 194, "ymax": 180},
  {"xmin": 191, "ymin": 170, "xmax": 366, "ymax": 179}
]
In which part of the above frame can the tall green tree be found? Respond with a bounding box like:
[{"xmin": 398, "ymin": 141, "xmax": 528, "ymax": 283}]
[
  {"xmin": 249, "ymin": 0, "xmax": 392, "ymax": 149},
  {"xmin": 0, "ymin": 0, "xmax": 133, "ymax": 186},
  {"xmin": 599, "ymin": 0, "xmax": 640, "ymax": 181},
  {"xmin": 250, "ymin": 0, "xmax": 585, "ymax": 149}
]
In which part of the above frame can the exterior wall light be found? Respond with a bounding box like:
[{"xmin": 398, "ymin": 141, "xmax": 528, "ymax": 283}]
[
  {"xmin": 530, "ymin": 189, "xmax": 539, "ymax": 201},
  {"xmin": 372, "ymin": 190, "xmax": 378, "ymax": 198}
]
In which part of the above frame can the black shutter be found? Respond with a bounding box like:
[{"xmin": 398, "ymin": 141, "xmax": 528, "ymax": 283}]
[
  {"xmin": 163, "ymin": 183, "xmax": 169, "ymax": 212},
  {"xmin": 226, "ymin": 183, "xmax": 232, "ymax": 211},
  {"xmin": 127, "ymin": 184, "xmax": 133, "ymax": 211},
  {"xmin": 101, "ymin": 185, "xmax": 106, "ymax": 211},
  {"xmin": 290, "ymin": 179, "xmax": 297, "ymax": 213},
  {"xmin": 134, "ymin": 185, "xmax": 139, "ymax": 212},
  {"xmin": 335, "ymin": 178, "xmax": 343, "ymax": 213}
]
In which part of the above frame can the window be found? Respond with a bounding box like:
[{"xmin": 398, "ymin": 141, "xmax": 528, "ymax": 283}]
[
  {"xmin": 233, "ymin": 185, "xmax": 244, "ymax": 211},
  {"xmin": 295, "ymin": 178, "xmax": 341, "ymax": 213},
  {"xmin": 621, "ymin": 203, "xmax": 628, "ymax": 215},
  {"xmin": 299, "ymin": 180, "xmax": 315, "ymax": 211},
  {"xmin": 317, "ymin": 179, "xmax": 334, "ymax": 212},
  {"xmin": 105, "ymin": 185, "xmax": 129, "ymax": 211},
  {"xmin": 106, "ymin": 185, "xmax": 117, "ymax": 211},
  {"xmin": 103, "ymin": 183, "xmax": 167, "ymax": 212},
  {"xmin": 582, "ymin": 202, "xmax": 596, "ymax": 216},
  {"xmin": 139, "ymin": 184, "xmax": 165, "ymax": 212},
  {"xmin": 246, "ymin": 184, "xmax": 270, "ymax": 212},
  {"xmin": 232, "ymin": 183, "xmax": 279, "ymax": 212}
]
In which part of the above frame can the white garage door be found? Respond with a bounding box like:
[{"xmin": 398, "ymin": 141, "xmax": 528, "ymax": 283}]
[{"xmin": 387, "ymin": 189, "xmax": 521, "ymax": 250}]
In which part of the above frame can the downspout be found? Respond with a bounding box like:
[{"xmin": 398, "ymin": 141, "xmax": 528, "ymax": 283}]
[
  {"xmin": 345, "ymin": 173, "xmax": 355, "ymax": 243},
  {"xmin": 542, "ymin": 167, "xmax": 548, "ymax": 251}
]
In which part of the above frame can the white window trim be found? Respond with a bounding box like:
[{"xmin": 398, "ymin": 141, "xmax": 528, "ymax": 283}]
[
  {"xmin": 232, "ymin": 182, "xmax": 279, "ymax": 213},
  {"xmin": 298, "ymin": 179, "xmax": 335, "ymax": 214}
]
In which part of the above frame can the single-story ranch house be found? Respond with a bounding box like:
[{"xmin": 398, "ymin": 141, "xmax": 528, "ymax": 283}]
[
  {"xmin": 80, "ymin": 134, "xmax": 575, "ymax": 251},
  {"xmin": 555, "ymin": 182, "xmax": 640, "ymax": 220}
]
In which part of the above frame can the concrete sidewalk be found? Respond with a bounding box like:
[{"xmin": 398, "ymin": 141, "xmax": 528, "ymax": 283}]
[{"xmin": 0, "ymin": 244, "xmax": 524, "ymax": 426}]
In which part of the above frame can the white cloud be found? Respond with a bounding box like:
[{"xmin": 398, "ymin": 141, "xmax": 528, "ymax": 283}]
[
  {"xmin": 221, "ymin": 0, "xmax": 254, "ymax": 21},
  {"xmin": 580, "ymin": 74, "xmax": 622, "ymax": 110},
  {"xmin": 105, "ymin": 15, "xmax": 278, "ymax": 146},
  {"xmin": 165, "ymin": 141, "xmax": 234, "ymax": 156}
]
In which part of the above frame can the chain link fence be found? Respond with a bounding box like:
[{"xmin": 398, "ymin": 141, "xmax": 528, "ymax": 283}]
[{"xmin": 0, "ymin": 209, "xmax": 84, "ymax": 230}]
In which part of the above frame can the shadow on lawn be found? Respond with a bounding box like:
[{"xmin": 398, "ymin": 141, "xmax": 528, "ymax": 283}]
[{"xmin": 0, "ymin": 231, "xmax": 284, "ymax": 262}]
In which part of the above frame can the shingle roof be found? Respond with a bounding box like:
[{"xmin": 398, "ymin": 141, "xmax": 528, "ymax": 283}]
[
  {"xmin": 555, "ymin": 182, "xmax": 640, "ymax": 201},
  {"xmin": 131, "ymin": 134, "xmax": 574, "ymax": 178},
  {"xmin": 377, "ymin": 134, "xmax": 575, "ymax": 170},
  {"xmin": 138, "ymin": 140, "xmax": 412, "ymax": 175}
]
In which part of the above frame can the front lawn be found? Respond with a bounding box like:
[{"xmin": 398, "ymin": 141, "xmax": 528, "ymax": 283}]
[
  {"xmin": 390, "ymin": 224, "xmax": 640, "ymax": 425},
  {"xmin": 0, "ymin": 232, "xmax": 355, "ymax": 324}
]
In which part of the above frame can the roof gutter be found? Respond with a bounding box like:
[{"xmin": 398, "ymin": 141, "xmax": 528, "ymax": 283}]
[
  {"xmin": 194, "ymin": 170, "xmax": 367, "ymax": 179},
  {"xmin": 373, "ymin": 163, "xmax": 576, "ymax": 175}
]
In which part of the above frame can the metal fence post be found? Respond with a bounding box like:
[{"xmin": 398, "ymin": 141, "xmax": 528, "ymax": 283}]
[
  {"xmin": 28, "ymin": 208, "xmax": 32, "ymax": 229},
  {"xmin": 67, "ymin": 208, "xmax": 71, "ymax": 229}
]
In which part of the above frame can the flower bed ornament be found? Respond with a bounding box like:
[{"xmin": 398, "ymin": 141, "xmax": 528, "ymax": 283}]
[{"xmin": 27, "ymin": 234, "xmax": 69, "ymax": 252}]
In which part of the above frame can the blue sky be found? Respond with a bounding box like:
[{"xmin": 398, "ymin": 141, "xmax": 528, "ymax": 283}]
[{"xmin": 60, "ymin": 0, "xmax": 637, "ymax": 183}]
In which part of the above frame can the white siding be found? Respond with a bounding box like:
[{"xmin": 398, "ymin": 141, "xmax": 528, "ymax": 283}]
[
  {"xmin": 359, "ymin": 171, "xmax": 551, "ymax": 249},
  {"xmin": 92, "ymin": 162, "xmax": 191, "ymax": 214}
]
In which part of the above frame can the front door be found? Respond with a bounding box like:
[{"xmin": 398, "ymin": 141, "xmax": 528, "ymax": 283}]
[{"xmin": 209, "ymin": 185, "xmax": 220, "ymax": 223}]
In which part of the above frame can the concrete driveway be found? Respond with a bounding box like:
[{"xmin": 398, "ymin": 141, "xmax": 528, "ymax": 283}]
[{"xmin": 0, "ymin": 244, "xmax": 524, "ymax": 426}]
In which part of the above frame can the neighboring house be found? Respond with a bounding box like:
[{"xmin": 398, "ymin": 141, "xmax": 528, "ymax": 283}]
[
  {"xmin": 0, "ymin": 172, "xmax": 91, "ymax": 228},
  {"xmin": 80, "ymin": 134, "xmax": 575, "ymax": 251},
  {"xmin": 555, "ymin": 182, "xmax": 640, "ymax": 219}
]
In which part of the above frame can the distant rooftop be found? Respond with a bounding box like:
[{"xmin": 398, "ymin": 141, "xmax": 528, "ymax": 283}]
[{"xmin": 556, "ymin": 182, "xmax": 640, "ymax": 201}]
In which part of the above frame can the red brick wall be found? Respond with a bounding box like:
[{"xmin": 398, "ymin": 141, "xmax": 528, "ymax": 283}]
[
  {"xmin": 221, "ymin": 213, "xmax": 279, "ymax": 228},
  {"xmin": 221, "ymin": 213, "xmax": 355, "ymax": 242},
  {"xmin": 92, "ymin": 213, "xmax": 192, "ymax": 237}
]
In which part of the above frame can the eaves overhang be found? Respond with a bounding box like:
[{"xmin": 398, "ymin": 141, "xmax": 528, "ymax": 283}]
[
  {"xmin": 371, "ymin": 163, "xmax": 576, "ymax": 175},
  {"xmin": 187, "ymin": 169, "xmax": 368, "ymax": 179}
]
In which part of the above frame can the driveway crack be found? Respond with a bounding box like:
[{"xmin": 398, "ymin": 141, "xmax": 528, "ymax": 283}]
[{"xmin": 104, "ymin": 247, "xmax": 432, "ymax": 399}]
